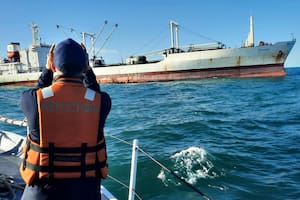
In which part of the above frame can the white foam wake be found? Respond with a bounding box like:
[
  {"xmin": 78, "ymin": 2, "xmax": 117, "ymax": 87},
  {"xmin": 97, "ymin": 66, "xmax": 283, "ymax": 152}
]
[{"xmin": 157, "ymin": 146, "xmax": 216, "ymax": 186}]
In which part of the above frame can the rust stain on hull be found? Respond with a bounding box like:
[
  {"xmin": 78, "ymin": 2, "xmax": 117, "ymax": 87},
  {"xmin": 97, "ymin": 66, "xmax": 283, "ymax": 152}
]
[
  {"xmin": 0, "ymin": 80, "xmax": 37, "ymax": 86},
  {"xmin": 96, "ymin": 64, "xmax": 286, "ymax": 84},
  {"xmin": 0, "ymin": 64, "xmax": 286, "ymax": 86}
]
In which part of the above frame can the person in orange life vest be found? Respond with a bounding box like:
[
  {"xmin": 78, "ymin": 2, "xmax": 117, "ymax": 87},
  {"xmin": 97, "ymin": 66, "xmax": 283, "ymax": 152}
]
[{"xmin": 19, "ymin": 38, "xmax": 111, "ymax": 200}]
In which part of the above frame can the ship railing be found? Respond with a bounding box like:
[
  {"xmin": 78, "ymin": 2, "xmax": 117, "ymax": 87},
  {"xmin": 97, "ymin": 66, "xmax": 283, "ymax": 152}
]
[
  {"xmin": 182, "ymin": 42, "xmax": 225, "ymax": 52},
  {"xmin": 0, "ymin": 62, "xmax": 43, "ymax": 75},
  {"xmin": 0, "ymin": 62, "xmax": 23, "ymax": 75},
  {"xmin": 130, "ymin": 41, "xmax": 226, "ymax": 62}
]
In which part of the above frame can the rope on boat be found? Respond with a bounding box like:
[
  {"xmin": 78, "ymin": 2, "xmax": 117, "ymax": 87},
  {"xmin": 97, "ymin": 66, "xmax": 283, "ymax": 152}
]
[
  {"xmin": 0, "ymin": 95, "xmax": 20, "ymax": 102},
  {"xmin": 107, "ymin": 134, "xmax": 132, "ymax": 146},
  {"xmin": 108, "ymin": 175, "xmax": 142, "ymax": 200},
  {"xmin": 0, "ymin": 115, "xmax": 27, "ymax": 127},
  {"xmin": 0, "ymin": 174, "xmax": 25, "ymax": 200}
]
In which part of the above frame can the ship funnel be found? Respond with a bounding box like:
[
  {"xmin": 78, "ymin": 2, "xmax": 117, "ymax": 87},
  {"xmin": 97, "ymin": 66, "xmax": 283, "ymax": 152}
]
[{"xmin": 244, "ymin": 16, "xmax": 254, "ymax": 47}]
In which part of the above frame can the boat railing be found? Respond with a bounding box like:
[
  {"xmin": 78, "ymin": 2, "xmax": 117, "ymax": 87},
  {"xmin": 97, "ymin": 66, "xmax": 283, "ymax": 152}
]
[{"xmin": 106, "ymin": 134, "xmax": 211, "ymax": 200}]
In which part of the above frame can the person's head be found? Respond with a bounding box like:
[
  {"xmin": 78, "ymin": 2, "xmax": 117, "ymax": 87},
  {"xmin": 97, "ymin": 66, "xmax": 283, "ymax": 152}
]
[{"xmin": 53, "ymin": 38, "xmax": 87, "ymax": 76}]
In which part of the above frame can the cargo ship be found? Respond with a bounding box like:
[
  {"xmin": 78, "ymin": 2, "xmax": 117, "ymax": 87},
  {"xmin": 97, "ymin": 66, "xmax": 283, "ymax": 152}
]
[{"xmin": 0, "ymin": 16, "xmax": 296, "ymax": 85}]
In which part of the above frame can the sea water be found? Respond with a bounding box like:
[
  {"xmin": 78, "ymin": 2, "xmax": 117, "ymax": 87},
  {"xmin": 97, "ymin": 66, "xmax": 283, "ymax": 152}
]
[{"xmin": 0, "ymin": 67, "xmax": 299, "ymax": 200}]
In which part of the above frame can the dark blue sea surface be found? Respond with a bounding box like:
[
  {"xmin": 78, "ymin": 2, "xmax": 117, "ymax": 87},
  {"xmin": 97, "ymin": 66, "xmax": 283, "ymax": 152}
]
[{"xmin": 0, "ymin": 67, "xmax": 299, "ymax": 200}]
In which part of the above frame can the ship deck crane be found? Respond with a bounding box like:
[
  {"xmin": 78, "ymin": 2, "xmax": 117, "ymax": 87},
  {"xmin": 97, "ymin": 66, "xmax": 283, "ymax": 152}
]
[
  {"xmin": 56, "ymin": 21, "xmax": 118, "ymax": 66},
  {"xmin": 94, "ymin": 23, "xmax": 118, "ymax": 58}
]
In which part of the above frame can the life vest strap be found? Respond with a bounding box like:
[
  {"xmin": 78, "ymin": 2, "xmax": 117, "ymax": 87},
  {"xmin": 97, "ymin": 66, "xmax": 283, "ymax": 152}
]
[
  {"xmin": 80, "ymin": 143, "xmax": 87, "ymax": 178},
  {"xmin": 23, "ymin": 139, "xmax": 107, "ymax": 178},
  {"xmin": 48, "ymin": 143, "xmax": 54, "ymax": 180},
  {"xmin": 26, "ymin": 139, "xmax": 105, "ymax": 154},
  {"xmin": 24, "ymin": 160, "xmax": 107, "ymax": 173},
  {"xmin": 22, "ymin": 140, "xmax": 31, "ymax": 170}
]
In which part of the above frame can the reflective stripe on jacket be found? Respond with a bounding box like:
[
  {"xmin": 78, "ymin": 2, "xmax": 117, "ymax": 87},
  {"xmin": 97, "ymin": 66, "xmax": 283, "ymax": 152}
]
[{"xmin": 20, "ymin": 80, "xmax": 108, "ymax": 185}]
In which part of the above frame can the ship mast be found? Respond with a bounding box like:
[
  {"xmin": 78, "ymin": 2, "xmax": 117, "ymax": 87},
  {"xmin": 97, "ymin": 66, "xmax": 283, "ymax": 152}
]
[
  {"xmin": 244, "ymin": 16, "xmax": 254, "ymax": 47},
  {"xmin": 170, "ymin": 20, "xmax": 179, "ymax": 49}
]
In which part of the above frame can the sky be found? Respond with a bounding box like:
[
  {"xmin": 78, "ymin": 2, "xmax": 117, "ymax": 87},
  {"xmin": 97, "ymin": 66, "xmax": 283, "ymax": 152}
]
[{"xmin": 1, "ymin": 0, "xmax": 299, "ymax": 67}]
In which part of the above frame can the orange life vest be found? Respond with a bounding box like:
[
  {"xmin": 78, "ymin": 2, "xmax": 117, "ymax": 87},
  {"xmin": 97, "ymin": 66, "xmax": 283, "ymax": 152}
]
[{"xmin": 20, "ymin": 79, "xmax": 108, "ymax": 185}]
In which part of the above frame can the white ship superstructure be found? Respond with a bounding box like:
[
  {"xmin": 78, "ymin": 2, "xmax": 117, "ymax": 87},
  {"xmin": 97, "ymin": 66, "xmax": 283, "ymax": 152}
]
[{"xmin": 0, "ymin": 24, "xmax": 50, "ymax": 85}]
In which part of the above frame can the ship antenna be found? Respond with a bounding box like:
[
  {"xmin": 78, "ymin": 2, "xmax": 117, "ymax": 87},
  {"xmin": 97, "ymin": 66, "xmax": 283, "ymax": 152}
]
[
  {"xmin": 170, "ymin": 20, "xmax": 179, "ymax": 49},
  {"xmin": 291, "ymin": 33, "xmax": 295, "ymax": 41},
  {"xmin": 244, "ymin": 16, "xmax": 254, "ymax": 47},
  {"xmin": 30, "ymin": 23, "xmax": 39, "ymax": 46}
]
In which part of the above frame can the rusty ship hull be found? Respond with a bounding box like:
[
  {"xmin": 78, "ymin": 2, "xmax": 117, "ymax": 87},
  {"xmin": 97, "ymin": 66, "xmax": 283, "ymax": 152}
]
[{"xmin": 92, "ymin": 40, "xmax": 295, "ymax": 83}]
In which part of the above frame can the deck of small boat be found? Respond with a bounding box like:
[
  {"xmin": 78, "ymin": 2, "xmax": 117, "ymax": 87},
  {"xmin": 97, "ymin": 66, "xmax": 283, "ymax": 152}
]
[{"xmin": 0, "ymin": 155, "xmax": 25, "ymax": 199}]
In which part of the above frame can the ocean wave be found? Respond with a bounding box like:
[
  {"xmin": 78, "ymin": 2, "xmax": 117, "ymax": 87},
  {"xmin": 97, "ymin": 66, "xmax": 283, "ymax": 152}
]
[{"xmin": 157, "ymin": 146, "xmax": 218, "ymax": 186}]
